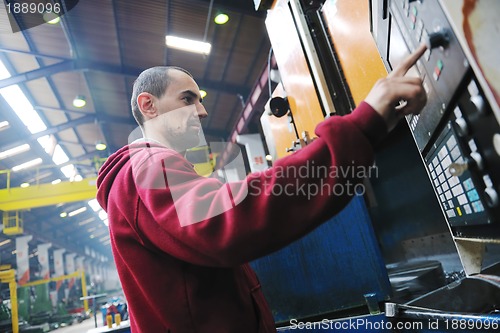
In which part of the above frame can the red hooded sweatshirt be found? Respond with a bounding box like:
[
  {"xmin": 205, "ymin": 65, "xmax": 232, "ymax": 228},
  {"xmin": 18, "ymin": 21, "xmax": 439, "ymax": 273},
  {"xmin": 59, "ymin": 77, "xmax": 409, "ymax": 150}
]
[{"xmin": 96, "ymin": 102, "xmax": 386, "ymax": 333}]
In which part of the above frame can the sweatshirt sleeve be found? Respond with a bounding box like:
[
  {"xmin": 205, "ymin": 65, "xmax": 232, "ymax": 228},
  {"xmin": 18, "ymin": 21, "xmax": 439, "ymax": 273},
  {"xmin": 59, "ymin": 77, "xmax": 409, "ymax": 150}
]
[{"xmin": 133, "ymin": 102, "xmax": 387, "ymax": 267}]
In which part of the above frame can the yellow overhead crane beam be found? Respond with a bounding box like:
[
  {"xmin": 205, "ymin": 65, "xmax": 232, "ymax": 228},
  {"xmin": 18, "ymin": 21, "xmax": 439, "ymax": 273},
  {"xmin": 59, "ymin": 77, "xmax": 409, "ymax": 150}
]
[
  {"xmin": 0, "ymin": 177, "xmax": 97, "ymax": 211},
  {"xmin": 0, "ymin": 147, "xmax": 218, "ymax": 212}
]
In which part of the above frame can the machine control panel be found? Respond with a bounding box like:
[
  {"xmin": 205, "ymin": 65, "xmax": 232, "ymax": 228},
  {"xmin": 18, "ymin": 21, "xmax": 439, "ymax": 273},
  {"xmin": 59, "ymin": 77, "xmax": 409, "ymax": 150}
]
[
  {"xmin": 387, "ymin": 0, "xmax": 469, "ymax": 152},
  {"xmin": 371, "ymin": 0, "xmax": 500, "ymax": 237}
]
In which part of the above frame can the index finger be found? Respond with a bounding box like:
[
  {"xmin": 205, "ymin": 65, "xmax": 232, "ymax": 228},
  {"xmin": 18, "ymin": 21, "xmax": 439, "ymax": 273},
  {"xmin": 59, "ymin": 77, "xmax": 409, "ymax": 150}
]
[{"xmin": 389, "ymin": 44, "xmax": 428, "ymax": 78}]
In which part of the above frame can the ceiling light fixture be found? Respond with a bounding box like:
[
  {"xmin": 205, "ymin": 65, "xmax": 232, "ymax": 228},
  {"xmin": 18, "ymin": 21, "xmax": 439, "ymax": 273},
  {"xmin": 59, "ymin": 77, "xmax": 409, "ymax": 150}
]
[
  {"xmin": 68, "ymin": 206, "xmax": 87, "ymax": 217},
  {"xmin": 200, "ymin": 90, "xmax": 208, "ymax": 99},
  {"xmin": 95, "ymin": 141, "xmax": 107, "ymax": 151},
  {"xmin": 72, "ymin": 95, "xmax": 86, "ymax": 108},
  {"xmin": 60, "ymin": 212, "xmax": 68, "ymax": 218},
  {"xmin": 12, "ymin": 158, "xmax": 43, "ymax": 172},
  {"xmin": 20, "ymin": 182, "xmax": 30, "ymax": 188},
  {"xmin": 214, "ymin": 13, "xmax": 229, "ymax": 25},
  {"xmin": 43, "ymin": 12, "xmax": 60, "ymax": 24},
  {"xmin": 0, "ymin": 143, "xmax": 30, "ymax": 160},
  {"xmin": 165, "ymin": 35, "xmax": 212, "ymax": 55},
  {"xmin": 78, "ymin": 218, "xmax": 94, "ymax": 226},
  {"xmin": 0, "ymin": 121, "xmax": 9, "ymax": 131}
]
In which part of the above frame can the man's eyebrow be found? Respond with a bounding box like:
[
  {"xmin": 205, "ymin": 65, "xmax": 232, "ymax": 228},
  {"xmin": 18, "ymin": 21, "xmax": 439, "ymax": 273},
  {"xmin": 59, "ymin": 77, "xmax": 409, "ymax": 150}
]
[{"xmin": 181, "ymin": 90, "xmax": 202, "ymax": 103}]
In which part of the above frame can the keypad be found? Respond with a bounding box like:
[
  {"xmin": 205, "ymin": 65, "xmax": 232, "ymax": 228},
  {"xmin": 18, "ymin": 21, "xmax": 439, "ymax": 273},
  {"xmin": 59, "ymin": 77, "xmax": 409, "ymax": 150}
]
[{"xmin": 426, "ymin": 131, "xmax": 485, "ymax": 223}]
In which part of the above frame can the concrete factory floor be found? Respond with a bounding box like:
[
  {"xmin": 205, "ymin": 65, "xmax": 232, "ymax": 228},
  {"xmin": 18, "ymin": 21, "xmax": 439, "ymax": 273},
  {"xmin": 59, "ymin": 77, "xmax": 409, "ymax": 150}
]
[{"xmin": 52, "ymin": 318, "xmax": 101, "ymax": 333}]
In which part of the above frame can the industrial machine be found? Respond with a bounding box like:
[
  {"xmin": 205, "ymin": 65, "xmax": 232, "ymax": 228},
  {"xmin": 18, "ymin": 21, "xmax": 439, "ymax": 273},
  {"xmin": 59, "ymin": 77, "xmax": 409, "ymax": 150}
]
[
  {"xmin": 249, "ymin": 0, "xmax": 500, "ymax": 331},
  {"xmin": 370, "ymin": 0, "xmax": 500, "ymax": 329}
]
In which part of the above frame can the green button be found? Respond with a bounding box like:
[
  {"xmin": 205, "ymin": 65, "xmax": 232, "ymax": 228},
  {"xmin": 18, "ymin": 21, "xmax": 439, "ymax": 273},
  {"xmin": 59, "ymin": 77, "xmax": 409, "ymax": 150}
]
[
  {"xmin": 412, "ymin": 6, "xmax": 418, "ymax": 16},
  {"xmin": 437, "ymin": 59, "xmax": 444, "ymax": 70}
]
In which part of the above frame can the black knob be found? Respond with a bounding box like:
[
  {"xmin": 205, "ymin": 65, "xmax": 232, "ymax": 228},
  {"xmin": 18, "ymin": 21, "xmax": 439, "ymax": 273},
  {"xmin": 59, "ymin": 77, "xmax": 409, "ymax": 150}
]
[
  {"xmin": 425, "ymin": 30, "xmax": 450, "ymax": 49},
  {"xmin": 269, "ymin": 97, "xmax": 290, "ymax": 118}
]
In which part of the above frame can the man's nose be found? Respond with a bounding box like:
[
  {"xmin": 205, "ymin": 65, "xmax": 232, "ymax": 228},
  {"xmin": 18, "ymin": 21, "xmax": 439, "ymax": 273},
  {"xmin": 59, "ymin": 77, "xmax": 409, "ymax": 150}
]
[{"xmin": 197, "ymin": 104, "xmax": 208, "ymax": 119}]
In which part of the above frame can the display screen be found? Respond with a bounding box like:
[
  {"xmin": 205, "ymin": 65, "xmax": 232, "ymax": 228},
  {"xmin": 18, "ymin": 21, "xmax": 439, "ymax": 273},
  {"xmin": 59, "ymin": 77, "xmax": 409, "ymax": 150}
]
[
  {"xmin": 388, "ymin": 16, "xmax": 409, "ymax": 70},
  {"xmin": 388, "ymin": 16, "xmax": 419, "ymax": 78}
]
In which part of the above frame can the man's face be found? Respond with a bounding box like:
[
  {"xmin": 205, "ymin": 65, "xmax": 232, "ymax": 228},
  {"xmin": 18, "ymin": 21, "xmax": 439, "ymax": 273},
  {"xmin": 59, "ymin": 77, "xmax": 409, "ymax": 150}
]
[{"xmin": 152, "ymin": 70, "xmax": 208, "ymax": 151}]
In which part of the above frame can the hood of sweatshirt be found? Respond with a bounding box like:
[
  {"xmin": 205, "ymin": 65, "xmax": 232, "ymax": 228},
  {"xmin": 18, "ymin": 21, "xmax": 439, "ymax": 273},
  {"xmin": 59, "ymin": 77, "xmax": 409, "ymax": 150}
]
[{"xmin": 96, "ymin": 141, "xmax": 179, "ymax": 211}]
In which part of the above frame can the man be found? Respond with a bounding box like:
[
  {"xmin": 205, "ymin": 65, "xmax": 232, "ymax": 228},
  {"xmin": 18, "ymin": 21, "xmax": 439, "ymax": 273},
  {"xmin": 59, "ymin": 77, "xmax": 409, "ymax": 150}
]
[{"xmin": 96, "ymin": 45, "xmax": 428, "ymax": 332}]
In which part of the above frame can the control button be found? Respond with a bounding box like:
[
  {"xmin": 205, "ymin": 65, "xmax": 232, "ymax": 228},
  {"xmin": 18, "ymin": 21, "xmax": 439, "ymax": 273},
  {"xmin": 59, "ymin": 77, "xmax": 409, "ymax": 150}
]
[
  {"xmin": 448, "ymin": 176, "xmax": 459, "ymax": 188},
  {"xmin": 470, "ymin": 151, "xmax": 484, "ymax": 170},
  {"xmin": 467, "ymin": 189, "xmax": 480, "ymax": 202},
  {"xmin": 438, "ymin": 173, "xmax": 446, "ymax": 184},
  {"xmin": 457, "ymin": 194, "xmax": 468, "ymax": 205},
  {"xmin": 483, "ymin": 175, "xmax": 494, "ymax": 188},
  {"xmin": 450, "ymin": 146, "xmax": 461, "ymax": 161},
  {"xmin": 455, "ymin": 117, "xmax": 469, "ymax": 136},
  {"xmin": 436, "ymin": 164, "xmax": 443, "ymax": 175},
  {"xmin": 452, "ymin": 184, "xmax": 464, "ymax": 197},
  {"xmin": 453, "ymin": 106, "xmax": 463, "ymax": 118},
  {"xmin": 472, "ymin": 200, "xmax": 485, "ymax": 213},
  {"xmin": 445, "ymin": 190, "xmax": 453, "ymax": 200},
  {"xmin": 442, "ymin": 155, "xmax": 452, "ymax": 169},
  {"xmin": 470, "ymin": 95, "xmax": 486, "ymax": 114},
  {"xmin": 425, "ymin": 30, "xmax": 450, "ymax": 49},
  {"xmin": 433, "ymin": 60, "xmax": 444, "ymax": 80},
  {"xmin": 484, "ymin": 188, "xmax": 499, "ymax": 207},
  {"xmin": 437, "ymin": 59, "xmax": 444, "ymax": 71},
  {"xmin": 416, "ymin": 20, "xmax": 424, "ymax": 41},
  {"xmin": 432, "ymin": 156, "xmax": 439, "ymax": 167},
  {"xmin": 494, "ymin": 133, "xmax": 500, "ymax": 157},
  {"xmin": 464, "ymin": 204, "xmax": 472, "ymax": 214},
  {"xmin": 468, "ymin": 139, "xmax": 478, "ymax": 152},
  {"xmin": 442, "ymin": 181, "xmax": 450, "ymax": 192},
  {"xmin": 433, "ymin": 67, "xmax": 441, "ymax": 81},
  {"xmin": 422, "ymin": 30, "xmax": 431, "ymax": 60},
  {"xmin": 446, "ymin": 135, "xmax": 457, "ymax": 150},
  {"xmin": 463, "ymin": 178, "xmax": 474, "ymax": 191},
  {"xmin": 410, "ymin": 14, "xmax": 417, "ymax": 30},
  {"xmin": 438, "ymin": 146, "xmax": 448, "ymax": 161},
  {"xmin": 467, "ymin": 80, "xmax": 480, "ymax": 96}
]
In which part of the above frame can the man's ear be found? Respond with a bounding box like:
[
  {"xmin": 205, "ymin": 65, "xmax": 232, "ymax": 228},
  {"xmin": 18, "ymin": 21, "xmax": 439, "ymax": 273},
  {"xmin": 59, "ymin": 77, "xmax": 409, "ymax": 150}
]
[{"xmin": 137, "ymin": 92, "xmax": 157, "ymax": 119}]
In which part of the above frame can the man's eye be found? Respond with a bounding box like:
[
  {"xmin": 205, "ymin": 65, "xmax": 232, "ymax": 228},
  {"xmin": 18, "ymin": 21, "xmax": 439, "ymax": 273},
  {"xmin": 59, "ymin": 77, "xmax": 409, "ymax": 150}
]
[{"xmin": 182, "ymin": 96, "xmax": 191, "ymax": 103}]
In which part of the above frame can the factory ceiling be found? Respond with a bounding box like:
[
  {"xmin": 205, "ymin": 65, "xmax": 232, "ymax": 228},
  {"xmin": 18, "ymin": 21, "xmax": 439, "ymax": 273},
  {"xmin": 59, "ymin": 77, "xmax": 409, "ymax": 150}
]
[{"xmin": 0, "ymin": 0, "xmax": 270, "ymax": 267}]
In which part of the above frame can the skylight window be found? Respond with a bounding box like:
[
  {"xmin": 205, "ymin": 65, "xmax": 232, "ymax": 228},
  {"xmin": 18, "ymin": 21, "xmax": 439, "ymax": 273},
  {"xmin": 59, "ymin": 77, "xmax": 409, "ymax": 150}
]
[
  {"xmin": 0, "ymin": 59, "xmax": 79, "ymax": 181},
  {"xmin": 98, "ymin": 210, "xmax": 108, "ymax": 221},
  {"xmin": 0, "ymin": 61, "xmax": 10, "ymax": 80},
  {"xmin": 88, "ymin": 199, "xmax": 101, "ymax": 212},
  {"xmin": 52, "ymin": 145, "xmax": 70, "ymax": 165},
  {"xmin": 0, "ymin": 85, "xmax": 47, "ymax": 134},
  {"xmin": 60, "ymin": 164, "xmax": 77, "ymax": 179}
]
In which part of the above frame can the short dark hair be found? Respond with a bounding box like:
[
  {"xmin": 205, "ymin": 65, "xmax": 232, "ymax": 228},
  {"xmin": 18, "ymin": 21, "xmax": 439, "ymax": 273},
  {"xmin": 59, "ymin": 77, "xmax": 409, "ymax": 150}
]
[{"xmin": 131, "ymin": 66, "xmax": 193, "ymax": 127}]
